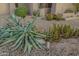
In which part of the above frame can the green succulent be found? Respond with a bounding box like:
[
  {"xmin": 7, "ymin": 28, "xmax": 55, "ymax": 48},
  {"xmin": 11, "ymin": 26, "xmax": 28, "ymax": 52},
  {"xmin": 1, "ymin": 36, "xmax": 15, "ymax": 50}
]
[
  {"xmin": 0, "ymin": 14, "xmax": 45, "ymax": 54},
  {"xmin": 53, "ymin": 14, "xmax": 65, "ymax": 21},
  {"xmin": 45, "ymin": 24, "xmax": 77, "ymax": 42},
  {"xmin": 15, "ymin": 6, "xmax": 28, "ymax": 18},
  {"xmin": 51, "ymin": 24, "xmax": 61, "ymax": 42},
  {"xmin": 73, "ymin": 28, "xmax": 79, "ymax": 38},
  {"xmin": 46, "ymin": 24, "xmax": 61, "ymax": 42},
  {"xmin": 62, "ymin": 25, "xmax": 75, "ymax": 38},
  {"xmin": 46, "ymin": 13, "xmax": 65, "ymax": 21},
  {"xmin": 46, "ymin": 13, "xmax": 53, "ymax": 21},
  {"xmin": 64, "ymin": 9, "xmax": 73, "ymax": 13}
]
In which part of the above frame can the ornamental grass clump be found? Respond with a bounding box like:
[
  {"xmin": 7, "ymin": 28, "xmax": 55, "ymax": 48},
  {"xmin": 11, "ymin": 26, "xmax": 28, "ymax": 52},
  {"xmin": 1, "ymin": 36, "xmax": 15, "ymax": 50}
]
[{"xmin": 0, "ymin": 14, "xmax": 46, "ymax": 54}]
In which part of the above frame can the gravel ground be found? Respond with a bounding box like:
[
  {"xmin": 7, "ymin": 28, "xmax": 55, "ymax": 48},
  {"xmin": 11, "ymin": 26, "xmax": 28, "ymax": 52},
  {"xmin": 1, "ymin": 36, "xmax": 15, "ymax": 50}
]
[{"xmin": 0, "ymin": 16, "xmax": 79, "ymax": 56}]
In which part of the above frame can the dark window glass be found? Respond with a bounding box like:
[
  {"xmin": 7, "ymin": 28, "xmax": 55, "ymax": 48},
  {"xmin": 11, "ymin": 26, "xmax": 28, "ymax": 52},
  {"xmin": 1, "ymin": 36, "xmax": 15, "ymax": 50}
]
[
  {"xmin": 47, "ymin": 3, "xmax": 52, "ymax": 8},
  {"xmin": 15, "ymin": 3, "xmax": 18, "ymax": 8}
]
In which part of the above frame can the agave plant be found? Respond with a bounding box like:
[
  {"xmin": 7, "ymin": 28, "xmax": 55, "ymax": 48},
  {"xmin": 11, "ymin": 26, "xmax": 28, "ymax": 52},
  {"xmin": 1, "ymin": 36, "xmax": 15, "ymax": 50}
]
[
  {"xmin": 45, "ymin": 24, "xmax": 61, "ymax": 42},
  {"xmin": 62, "ymin": 24, "xmax": 75, "ymax": 38},
  {"xmin": 51, "ymin": 24, "xmax": 61, "ymax": 42},
  {"xmin": 73, "ymin": 28, "xmax": 79, "ymax": 38},
  {"xmin": 0, "ymin": 14, "xmax": 45, "ymax": 54}
]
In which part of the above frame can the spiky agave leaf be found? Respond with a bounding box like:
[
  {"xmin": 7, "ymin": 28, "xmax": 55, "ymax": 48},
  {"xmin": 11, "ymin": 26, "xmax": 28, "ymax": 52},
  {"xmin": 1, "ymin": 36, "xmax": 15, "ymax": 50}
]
[{"xmin": 0, "ymin": 14, "xmax": 45, "ymax": 54}]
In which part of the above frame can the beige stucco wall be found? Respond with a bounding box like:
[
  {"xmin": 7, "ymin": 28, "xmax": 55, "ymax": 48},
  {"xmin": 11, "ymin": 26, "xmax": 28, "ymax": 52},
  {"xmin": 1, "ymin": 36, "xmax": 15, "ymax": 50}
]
[
  {"xmin": 32, "ymin": 3, "xmax": 39, "ymax": 11},
  {"xmin": 0, "ymin": 3, "xmax": 75, "ymax": 16},
  {"xmin": 0, "ymin": 4, "xmax": 10, "ymax": 15},
  {"xmin": 56, "ymin": 3, "xmax": 74, "ymax": 14},
  {"xmin": 9, "ymin": 4, "xmax": 16, "ymax": 14}
]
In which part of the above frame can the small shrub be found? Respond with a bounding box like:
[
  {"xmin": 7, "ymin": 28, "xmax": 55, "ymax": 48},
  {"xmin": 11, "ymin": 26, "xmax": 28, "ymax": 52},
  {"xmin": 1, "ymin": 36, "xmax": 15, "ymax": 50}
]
[
  {"xmin": 15, "ymin": 6, "xmax": 28, "ymax": 18},
  {"xmin": 64, "ymin": 9, "xmax": 74, "ymax": 13},
  {"xmin": 46, "ymin": 13, "xmax": 53, "ymax": 21},
  {"xmin": 53, "ymin": 14, "xmax": 65, "ymax": 21},
  {"xmin": 46, "ymin": 13, "xmax": 65, "ymax": 21}
]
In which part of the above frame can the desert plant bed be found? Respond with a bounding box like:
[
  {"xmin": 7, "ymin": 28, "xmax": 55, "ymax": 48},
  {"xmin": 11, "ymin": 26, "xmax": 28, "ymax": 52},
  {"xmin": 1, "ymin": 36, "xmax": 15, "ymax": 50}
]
[
  {"xmin": 0, "ymin": 15, "xmax": 79, "ymax": 56},
  {"xmin": 0, "ymin": 6, "xmax": 79, "ymax": 56}
]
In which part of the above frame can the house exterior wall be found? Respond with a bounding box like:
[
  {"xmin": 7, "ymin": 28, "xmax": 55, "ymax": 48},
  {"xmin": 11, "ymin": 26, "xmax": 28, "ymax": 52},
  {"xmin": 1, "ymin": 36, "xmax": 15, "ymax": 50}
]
[
  {"xmin": 9, "ymin": 3, "xmax": 16, "ymax": 14},
  {"xmin": 32, "ymin": 3, "xmax": 39, "ymax": 11},
  {"xmin": 55, "ymin": 3, "xmax": 74, "ymax": 14},
  {"xmin": 0, "ymin": 4, "xmax": 10, "ymax": 15},
  {"xmin": 0, "ymin": 3, "xmax": 75, "ymax": 16},
  {"xmin": 51, "ymin": 3, "xmax": 56, "ymax": 14}
]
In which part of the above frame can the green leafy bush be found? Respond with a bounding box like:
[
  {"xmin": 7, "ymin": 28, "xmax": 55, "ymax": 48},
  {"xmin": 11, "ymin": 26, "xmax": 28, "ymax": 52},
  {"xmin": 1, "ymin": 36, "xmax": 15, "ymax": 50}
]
[
  {"xmin": 0, "ymin": 14, "xmax": 46, "ymax": 54},
  {"xmin": 46, "ymin": 13, "xmax": 65, "ymax": 21},
  {"xmin": 15, "ymin": 6, "xmax": 28, "ymax": 18},
  {"xmin": 64, "ymin": 9, "xmax": 74, "ymax": 13},
  {"xmin": 53, "ymin": 14, "xmax": 65, "ymax": 21},
  {"xmin": 46, "ymin": 13, "xmax": 53, "ymax": 21}
]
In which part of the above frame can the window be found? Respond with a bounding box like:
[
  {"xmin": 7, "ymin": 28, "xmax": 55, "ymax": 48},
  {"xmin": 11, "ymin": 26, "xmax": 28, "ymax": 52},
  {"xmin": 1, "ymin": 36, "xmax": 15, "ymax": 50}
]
[
  {"xmin": 46, "ymin": 3, "xmax": 52, "ymax": 13},
  {"xmin": 39, "ymin": 3, "xmax": 46, "ymax": 8},
  {"xmin": 15, "ymin": 3, "xmax": 18, "ymax": 8},
  {"xmin": 47, "ymin": 3, "xmax": 52, "ymax": 8}
]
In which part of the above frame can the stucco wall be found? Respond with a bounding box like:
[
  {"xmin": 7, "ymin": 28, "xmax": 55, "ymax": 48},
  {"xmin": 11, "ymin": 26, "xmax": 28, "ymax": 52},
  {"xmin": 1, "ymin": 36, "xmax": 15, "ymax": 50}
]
[
  {"xmin": 0, "ymin": 4, "xmax": 9, "ymax": 15},
  {"xmin": 32, "ymin": 3, "xmax": 39, "ymax": 11},
  {"xmin": 0, "ymin": 3, "xmax": 75, "ymax": 15},
  {"xmin": 56, "ymin": 3, "xmax": 74, "ymax": 14}
]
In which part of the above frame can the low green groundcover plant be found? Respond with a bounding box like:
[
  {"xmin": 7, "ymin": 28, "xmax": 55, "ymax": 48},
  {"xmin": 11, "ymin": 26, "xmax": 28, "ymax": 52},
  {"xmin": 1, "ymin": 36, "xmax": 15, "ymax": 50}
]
[{"xmin": 0, "ymin": 14, "xmax": 46, "ymax": 54}]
